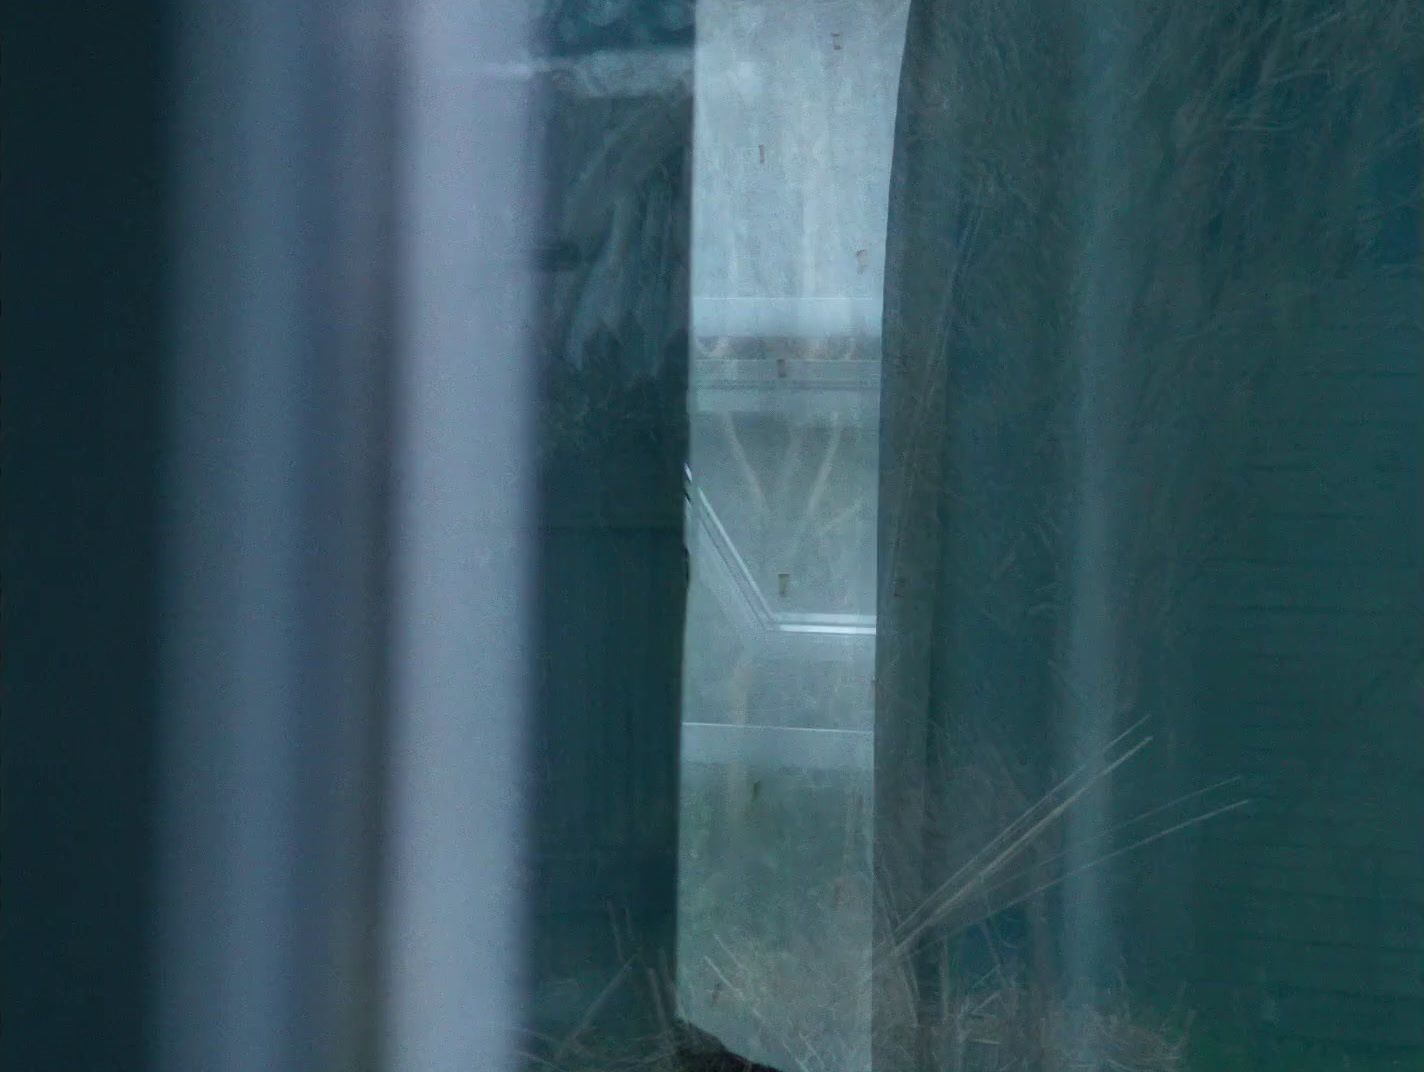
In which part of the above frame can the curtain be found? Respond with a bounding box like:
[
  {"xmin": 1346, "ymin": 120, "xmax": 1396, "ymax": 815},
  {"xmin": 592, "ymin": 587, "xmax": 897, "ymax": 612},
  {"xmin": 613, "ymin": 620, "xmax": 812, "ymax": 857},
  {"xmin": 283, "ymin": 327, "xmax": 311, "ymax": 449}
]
[{"xmin": 876, "ymin": 0, "xmax": 1422, "ymax": 1065}]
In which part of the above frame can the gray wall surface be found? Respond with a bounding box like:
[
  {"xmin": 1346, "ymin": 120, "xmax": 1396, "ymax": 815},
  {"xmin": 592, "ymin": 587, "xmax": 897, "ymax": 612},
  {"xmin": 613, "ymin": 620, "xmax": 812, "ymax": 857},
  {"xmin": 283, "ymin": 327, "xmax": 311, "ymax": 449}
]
[
  {"xmin": 679, "ymin": 1, "xmax": 906, "ymax": 1066},
  {"xmin": 691, "ymin": 0, "xmax": 907, "ymax": 338}
]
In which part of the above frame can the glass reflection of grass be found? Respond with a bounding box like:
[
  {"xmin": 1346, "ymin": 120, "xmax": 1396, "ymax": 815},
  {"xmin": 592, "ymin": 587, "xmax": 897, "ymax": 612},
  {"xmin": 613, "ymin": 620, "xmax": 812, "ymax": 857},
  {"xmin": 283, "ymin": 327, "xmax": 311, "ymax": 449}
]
[{"xmin": 674, "ymin": 724, "xmax": 1257, "ymax": 1072}]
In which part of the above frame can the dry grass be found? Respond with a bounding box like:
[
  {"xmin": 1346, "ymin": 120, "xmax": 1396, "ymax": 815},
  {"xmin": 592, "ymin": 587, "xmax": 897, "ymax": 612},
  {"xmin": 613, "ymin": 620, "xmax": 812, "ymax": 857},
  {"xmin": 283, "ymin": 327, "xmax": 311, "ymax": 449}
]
[
  {"xmin": 528, "ymin": 724, "xmax": 1244, "ymax": 1072},
  {"xmin": 918, "ymin": 974, "xmax": 1190, "ymax": 1072}
]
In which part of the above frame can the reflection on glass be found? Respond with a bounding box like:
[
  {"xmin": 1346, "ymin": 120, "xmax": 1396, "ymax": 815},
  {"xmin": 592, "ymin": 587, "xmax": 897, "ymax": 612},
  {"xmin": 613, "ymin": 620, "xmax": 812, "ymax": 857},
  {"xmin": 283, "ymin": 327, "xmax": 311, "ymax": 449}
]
[
  {"xmin": 679, "ymin": 0, "xmax": 905, "ymax": 1067},
  {"xmin": 529, "ymin": 0, "xmax": 1422, "ymax": 1069},
  {"xmin": 872, "ymin": 3, "xmax": 1420, "ymax": 1069},
  {"xmin": 675, "ymin": 2, "xmax": 1421, "ymax": 1071}
]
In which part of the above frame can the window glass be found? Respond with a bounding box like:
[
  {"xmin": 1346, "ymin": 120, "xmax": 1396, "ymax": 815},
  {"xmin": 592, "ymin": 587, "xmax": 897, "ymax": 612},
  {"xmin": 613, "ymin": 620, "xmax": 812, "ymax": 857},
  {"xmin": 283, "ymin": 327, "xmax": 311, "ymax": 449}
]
[
  {"xmin": 679, "ymin": 1, "xmax": 906, "ymax": 1068},
  {"xmin": 522, "ymin": 2, "xmax": 1424, "ymax": 1070}
]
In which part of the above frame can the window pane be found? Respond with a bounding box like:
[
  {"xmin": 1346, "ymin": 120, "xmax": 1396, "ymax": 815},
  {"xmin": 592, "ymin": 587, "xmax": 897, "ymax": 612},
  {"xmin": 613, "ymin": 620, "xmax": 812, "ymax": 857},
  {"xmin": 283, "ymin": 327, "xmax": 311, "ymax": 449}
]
[
  {"xmin": 678, "ymin": 1, "xmax": 907, "ymax": 1068},
  {"xmin": 521, "ymin": 1, "xmax": 1423, "ymax": 1070}
]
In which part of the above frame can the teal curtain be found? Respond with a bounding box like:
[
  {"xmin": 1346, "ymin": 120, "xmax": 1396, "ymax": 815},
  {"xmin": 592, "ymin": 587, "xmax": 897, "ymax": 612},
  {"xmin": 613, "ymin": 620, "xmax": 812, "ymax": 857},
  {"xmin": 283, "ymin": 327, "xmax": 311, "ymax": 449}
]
[{"xmin": 876, "ymin": 1, "xmax": 1422, "ymax": 1065}]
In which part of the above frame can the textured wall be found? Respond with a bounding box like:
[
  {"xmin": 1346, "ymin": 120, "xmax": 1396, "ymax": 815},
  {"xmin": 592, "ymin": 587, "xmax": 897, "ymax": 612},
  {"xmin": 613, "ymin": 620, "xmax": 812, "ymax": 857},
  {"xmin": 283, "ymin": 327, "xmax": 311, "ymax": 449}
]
[{"xmin": 691, "ymin": 0, "xmax": 907, "ymax": 338}]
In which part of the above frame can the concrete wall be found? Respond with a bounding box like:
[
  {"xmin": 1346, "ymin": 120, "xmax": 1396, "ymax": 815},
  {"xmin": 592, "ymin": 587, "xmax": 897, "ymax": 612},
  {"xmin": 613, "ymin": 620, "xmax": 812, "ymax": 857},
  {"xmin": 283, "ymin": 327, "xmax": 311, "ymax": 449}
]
[
  {"xmin": 691, "ymin": 0, "xmax": 907, "ymax": 338},
  {"xmin": 678, "ymin": 3, "xmax": 906, "ymax": 1065}
]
